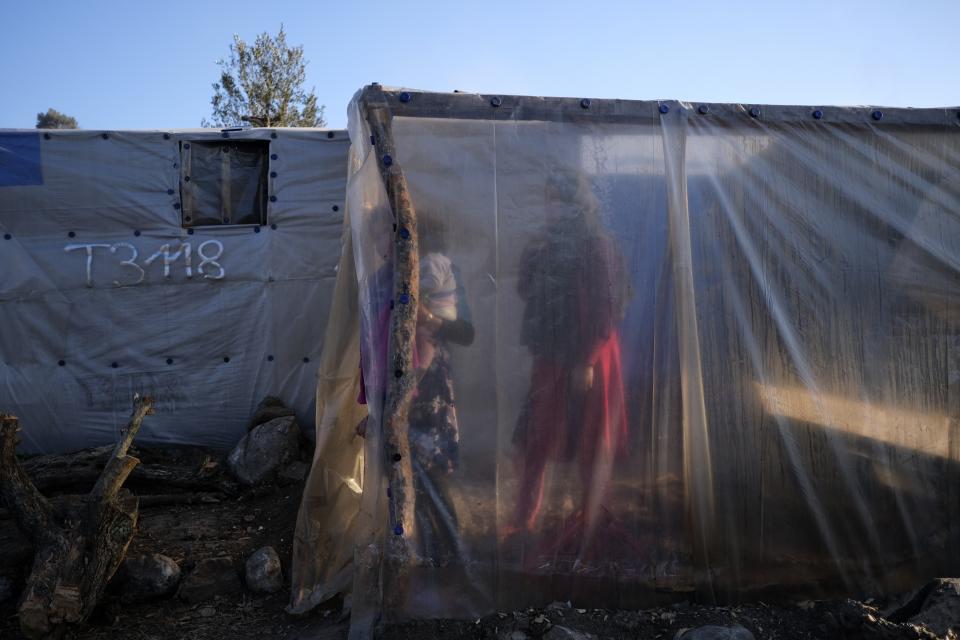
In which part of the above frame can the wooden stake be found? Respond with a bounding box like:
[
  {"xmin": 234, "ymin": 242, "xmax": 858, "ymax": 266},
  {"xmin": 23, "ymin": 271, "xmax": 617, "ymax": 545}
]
[{"xmin": 358, "ymin": 84, "xmax": 420, "ymax": 615}]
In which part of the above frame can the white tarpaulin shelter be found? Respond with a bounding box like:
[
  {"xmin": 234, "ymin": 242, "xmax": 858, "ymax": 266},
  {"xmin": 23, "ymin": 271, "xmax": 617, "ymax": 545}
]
[{"xmin": 0, "ymin": 128, "xmax": 348, "ymax": 452}]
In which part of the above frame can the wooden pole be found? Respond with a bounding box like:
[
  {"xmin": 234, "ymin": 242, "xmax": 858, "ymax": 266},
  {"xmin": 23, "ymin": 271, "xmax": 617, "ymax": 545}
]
[{"xmin": 357, "ymin": 84, "xmax": 420, "ymax": 615}]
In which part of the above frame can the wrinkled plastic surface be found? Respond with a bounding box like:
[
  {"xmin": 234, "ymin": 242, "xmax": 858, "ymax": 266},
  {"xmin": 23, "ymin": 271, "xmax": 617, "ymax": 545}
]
[
  {"xmin": 0, "ymin": 128, "xmax": 348, "ymax": 452},
  {"xmin": 294, "ymin": 91, "xmax": 960, "ymax": 634}
]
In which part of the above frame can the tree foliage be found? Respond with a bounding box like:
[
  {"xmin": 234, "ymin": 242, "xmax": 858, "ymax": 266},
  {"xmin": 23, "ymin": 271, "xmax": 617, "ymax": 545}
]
[
  {"xmin": 205, "ymin": 26, "xmax": 325, "ymax": 128},
  {"xmin": 36, "ymin": 108, "xmax": 78, "ymax": 129}
]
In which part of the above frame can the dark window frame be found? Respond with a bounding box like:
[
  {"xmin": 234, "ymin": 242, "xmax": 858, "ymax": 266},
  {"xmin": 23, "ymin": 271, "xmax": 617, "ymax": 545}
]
[{"xmin": 179, "ymin": 140, "xmax": 270, "ymax": 227}]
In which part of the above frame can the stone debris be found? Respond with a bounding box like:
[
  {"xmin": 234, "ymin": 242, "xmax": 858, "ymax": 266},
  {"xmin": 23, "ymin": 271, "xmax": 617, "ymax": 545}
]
[
  {"xmin": 245, "ymin": 546, "xmax": 284, "ymax": 594},
  {"xmin": 117, "ymin": 553, "xmax": 181, "ymax": 603},
  {"xmin": 227, "ymin": 415, "xmax": 301, "ymax": 485}
]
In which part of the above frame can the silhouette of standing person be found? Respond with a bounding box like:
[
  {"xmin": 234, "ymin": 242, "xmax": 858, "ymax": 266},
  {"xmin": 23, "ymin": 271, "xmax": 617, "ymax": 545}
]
[{"xmin": 510, "ymin": 170, "xmax": 629, "ymax": 553}]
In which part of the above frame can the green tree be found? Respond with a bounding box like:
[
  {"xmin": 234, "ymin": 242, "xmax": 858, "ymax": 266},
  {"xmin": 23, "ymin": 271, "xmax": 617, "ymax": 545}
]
[
  {"xmin": 36, "ymin": 108, "xmax": 78, "ymax": 129},
  {"xmin": 205, "ymin": 26, "xmax": 326, "ymax": 128}
]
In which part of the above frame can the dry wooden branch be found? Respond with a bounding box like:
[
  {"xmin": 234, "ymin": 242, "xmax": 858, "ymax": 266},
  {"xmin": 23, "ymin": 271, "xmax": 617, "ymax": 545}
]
[
  {"xmin": 0, "ymin": 395, "xmax": 154, "ymax": 638},
  {"xmin": 360, "ymin": 84, "xmax": 421, "ymax": 615}
]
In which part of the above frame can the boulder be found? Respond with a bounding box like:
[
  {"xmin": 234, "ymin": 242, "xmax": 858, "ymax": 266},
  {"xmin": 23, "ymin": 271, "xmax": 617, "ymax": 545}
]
[
  {"xmin": 245, "ymin": 546, "xmax": 284, "ymax": 594},
  {"xmin": 248, "ymin": 396, "xmax": 296, "ymax": 431},
  {"xmin": 227, "ymin": 416, "xmax": 301, "ymax": 485},
  {"xmin": 676, "ymin": 625, "xmax": 755, "ymax": 640},
  {"xmin": 118, "ymin": 553, "xmax": 180, "ymax": 603},
  {"xmin": 178, "ymin": 557, "xmax": 241, "ymax": 604},
  {"xmin": 909, "ymin": 578, "xmax": 960, "ymax": 636}
]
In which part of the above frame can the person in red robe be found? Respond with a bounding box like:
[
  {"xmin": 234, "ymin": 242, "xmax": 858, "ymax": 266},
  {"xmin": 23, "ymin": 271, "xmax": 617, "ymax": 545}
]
[{"xmin": 510, "ymin": 170, "xmax": 630, "ymax": 554}]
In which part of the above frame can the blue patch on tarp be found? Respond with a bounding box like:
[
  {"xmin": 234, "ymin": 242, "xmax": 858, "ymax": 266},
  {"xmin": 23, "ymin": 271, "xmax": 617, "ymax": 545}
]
[{"xmin": 0, "ymin": 132, "xmax": 44, "ymax": 187}]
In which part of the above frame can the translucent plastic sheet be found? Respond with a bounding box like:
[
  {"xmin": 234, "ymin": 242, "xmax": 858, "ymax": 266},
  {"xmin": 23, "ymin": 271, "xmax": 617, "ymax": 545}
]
[{"xmin": 294, "ymin": 91, "xmax": 960, "ymax": 635}]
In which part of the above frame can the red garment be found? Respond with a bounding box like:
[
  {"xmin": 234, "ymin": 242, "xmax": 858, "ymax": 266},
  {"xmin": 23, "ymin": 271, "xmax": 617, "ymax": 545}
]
[{"xmin": 512, "ymin": 332, "xmax": 628, "ymax": 532}]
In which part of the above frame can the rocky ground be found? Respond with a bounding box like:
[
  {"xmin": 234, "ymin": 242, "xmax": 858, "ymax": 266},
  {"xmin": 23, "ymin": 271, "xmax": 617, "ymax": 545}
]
[{"xmin": 2, "ymin": 398, "xmax": 960, "ymax": 639}]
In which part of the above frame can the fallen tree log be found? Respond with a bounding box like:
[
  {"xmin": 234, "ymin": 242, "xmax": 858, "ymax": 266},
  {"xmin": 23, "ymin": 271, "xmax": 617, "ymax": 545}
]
[
  {"xmin": 21, "ymin": 447, "xmax": 238, "ymax": 496},
  {"xmin": 0, "ymin": 395, "xmax": 154, "ymax": 639}
]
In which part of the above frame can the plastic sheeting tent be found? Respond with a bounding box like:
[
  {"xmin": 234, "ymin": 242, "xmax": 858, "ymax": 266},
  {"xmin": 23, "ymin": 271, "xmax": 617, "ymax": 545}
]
[
  {"xmin": 0, "ymin": 128, "xmax": 348, "ymax": 452},
  {"xmin": 292, "ymin": 87, "xmax": 960, "ymax": 636}
]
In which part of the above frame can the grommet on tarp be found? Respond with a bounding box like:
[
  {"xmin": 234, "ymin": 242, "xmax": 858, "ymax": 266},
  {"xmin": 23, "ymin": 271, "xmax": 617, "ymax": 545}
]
[
  {"xmin": 68, "ymin": 231, "xmax": 76, "ymax": 238},
  {"xmin": 101, "ymin": 133, "xmax": 109, "ymax": 140},
  {"xmin": 163, "ymin": 133, "xmax": 170, "ymax": 140},
  {"xmin": 223, "ymin": 356, "xmax": 230, "ymax": 363},
  {"xmin": 270, "ymin": 223, "xmax": 277, "ymax": 230},
  {"xmin": 267, "ymin": 355, "xmax": 274, "ymax": 362},
  {"xmin": 302, "ymin": 357, "xmax": 310, "ymax": 363},
  {"xmin": 399, "ymin": 292, "xmax": 410, "ymax": 305},
  {"xmin": 399, "ymin": 227, "xmax": 410, "ymax": 239},
  {"xmin": 224, "ymin": 217, "xmax": 230, "ymax": 223},
  {"xmin": 659, "ymin": 104, "xmax": 670, "ymax": 114},
  {"xmin": 382, "ymin": 154, "xmax": 393, "ymax": 166},
  {"xmin": 111, "ymin": 362, "xmax": 119, "ymax": 369},
  {"xmin": 270, "ymin": 132, "xmax": 277, "ymax": 139},
  {"xmin": 58, "ymin": 360, "xmax": 65, "ymax": 367},
  {"xmin": 254, "ymin": 226, "xmax": 261, "ymax": 233},
  {"xmin": 173, "ymin": 163, "xmax": 178, "ymax": 169},
  {"xmin": 167, "ymin": 189, "xmax": 174, "ymax": 195},
  {"xmin": 268, "ymin": 276, "xmax": 275, "ymax": 282},
  {"xmin": 43, "ymin": 133, "xmax": 51, "ymax": 140},
  {"xmin": 399, "ymin": 91, "xmax": 412, "ymax": 103},
  {"xmin": 394, "ymin": 369, "xmax": 403, "ymax": 378},
  {"xmin": 174, "ymin": 203, "xmax": 181, "ymax": 210},
  {"xmin": 184, "ymin": 176, "xmax": 191, "ymax": 182},
  {"xmin": 134, "ymin": 230, "xmax": 141, "ymax": 237},
  {"xmin": 749, "ymin": 107, "xmax": 761, "ymax": 118},
  {"xmin": 221, "ymin": 131, "xmax": 229, "ymax": 138},
  {"xmin": 184, "ymin": 143, "xmax": 190, "ymax": 149},
  {"xmin": 872, "ymin": 110, "xmax": 883, "ymax": 121},
  {"xmin": 166, "ymin": 358, "xmax": 174, "ymax": 365},
  {"xmin": 269, "ymin": 195, "xmax": 277, "ymax": 202},
  {"xmin": 490, "ymin": 96, "xmax": 502, "ymax": 107},
  {"xmin": 332, "ymin": 205, "xmax": 339, "ymax": 212},
  {"xmin": 391, "ymin": 453, "xmax": 402, "ymax": 462},
  {"xmin": 270, "ymin": 171, "xmax": 277, "ymax": 178},
  {"xmin": 270, "ymin": 153, "xmax": 278, "ymax": 160},
  {"xmin": 327, "ymin": 131, "xmax": 334, "ymax": 139},
  {"xmin": 698, "ymin": 105, "xmax": 710, "ymax": 115},
  {"xmin": 580, "ymin": 98, "xmax": 591, "ymax": 109},
  {"xmin": 3, "ymin": 234, "xmax": 10, "ymax": 240},
  {"xmin": 187, "ymin": 228, "xmax": 194, "ymax": 235},
  {"xmin": 393, "ymin": 524, "xmax": 404, "ymax": 536},
  {"xmin": 812, "ymin": 109, "xmax": 824, "ymax": 120}
]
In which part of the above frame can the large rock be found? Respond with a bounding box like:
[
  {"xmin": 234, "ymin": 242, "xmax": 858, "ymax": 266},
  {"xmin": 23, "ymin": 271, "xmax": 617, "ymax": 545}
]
[
  {"xmin": 248, "ymin": 396, "xmax": 296, "ymax": 431},
  {"xmin": 676, "ymin": 625, "xmax": 755, "ymax": 640},
  {"xmin": 118, "ymin": 553, "xmax": 180, "ymax": 603},
  {"xmin": 178, "ymin": 557, "xmax": 241, "ymax": 604},
  {"xmin": 245, "ymin": 546, "xmax": 283, "ymax": 594},
  {"xmin": 227, "ymin": 416, "xmax": 301, "ymax": 485},
  {"xmin": 909, "ymin": 578, "xmax": 960, "ymax": 636}
]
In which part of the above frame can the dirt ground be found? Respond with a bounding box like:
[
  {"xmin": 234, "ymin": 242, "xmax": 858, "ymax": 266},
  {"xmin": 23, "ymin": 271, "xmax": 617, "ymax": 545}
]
[{"xmin": 0, "ymin": 444, "xmax": 953, "ymax": 639}]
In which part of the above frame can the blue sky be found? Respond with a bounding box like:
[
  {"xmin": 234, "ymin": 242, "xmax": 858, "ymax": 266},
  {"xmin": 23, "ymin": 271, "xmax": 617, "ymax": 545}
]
[{"xmin": 1, "ymin": 0, "xmax": 957, "ymax": 130}]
